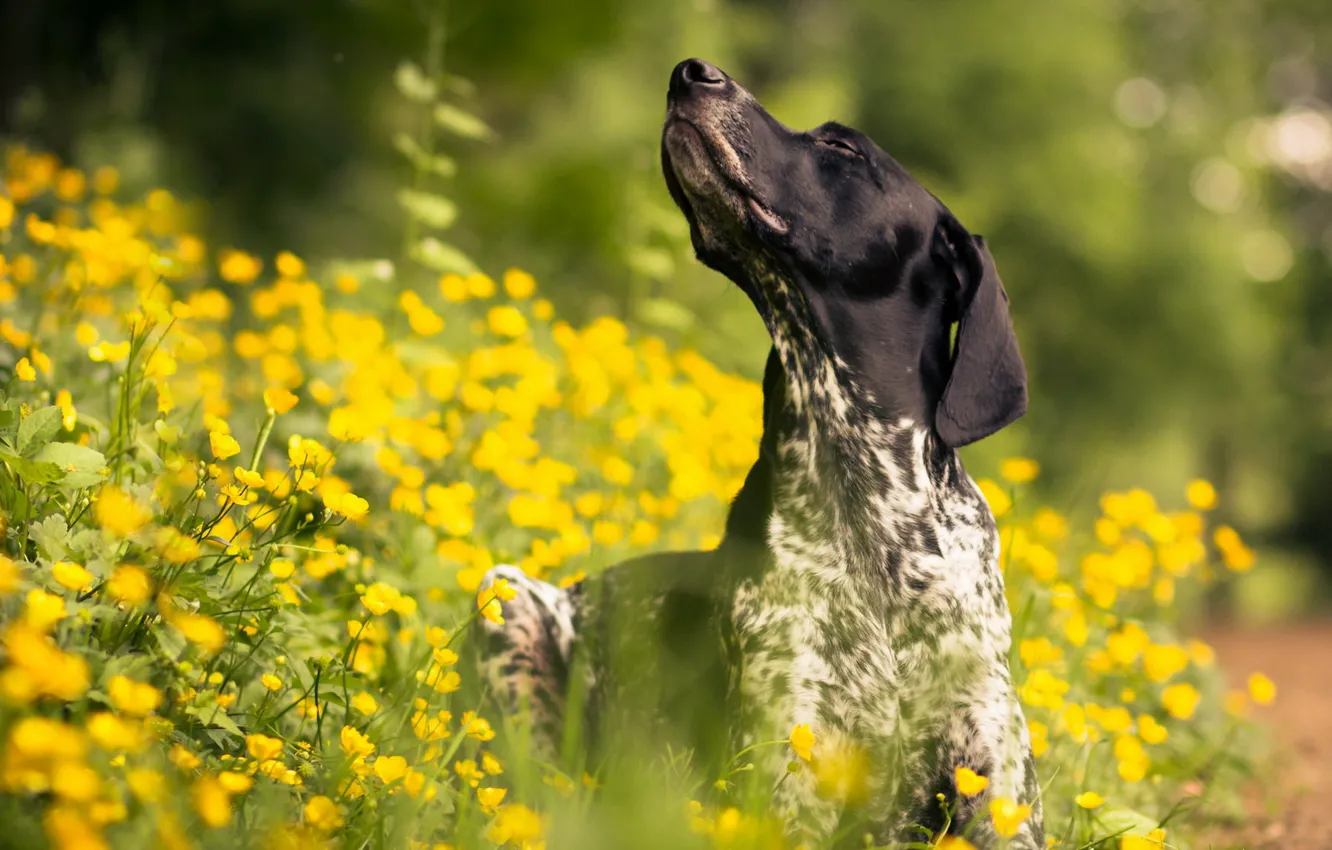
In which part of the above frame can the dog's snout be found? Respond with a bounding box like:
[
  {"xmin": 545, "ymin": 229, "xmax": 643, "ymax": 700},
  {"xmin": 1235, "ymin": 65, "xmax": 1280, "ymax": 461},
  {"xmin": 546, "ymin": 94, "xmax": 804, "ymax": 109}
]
[{"xmin": 669, "ymin": 58, "xmax": 729, "ymax": 102}]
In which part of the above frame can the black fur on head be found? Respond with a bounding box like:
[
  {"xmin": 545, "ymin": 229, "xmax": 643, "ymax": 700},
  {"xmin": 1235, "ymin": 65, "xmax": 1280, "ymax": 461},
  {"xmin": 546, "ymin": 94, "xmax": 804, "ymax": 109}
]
[{"xmin": 661, "ymin": 58, "xmax": 1027, "ymax": 447}]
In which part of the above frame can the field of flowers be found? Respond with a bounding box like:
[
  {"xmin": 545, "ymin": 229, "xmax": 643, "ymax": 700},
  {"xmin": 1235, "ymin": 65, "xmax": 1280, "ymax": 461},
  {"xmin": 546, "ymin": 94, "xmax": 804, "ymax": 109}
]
[{"xmin": 0, "ymin": 128, "xmax": 1276, "ymax": 848}]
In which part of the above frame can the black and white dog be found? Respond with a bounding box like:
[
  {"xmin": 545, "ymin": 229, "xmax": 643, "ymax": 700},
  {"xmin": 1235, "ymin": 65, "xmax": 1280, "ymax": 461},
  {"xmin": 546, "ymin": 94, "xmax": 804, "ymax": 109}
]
[{"xmin": 477, "ymin": 59, "xmax": 1042, "ymax": 848}]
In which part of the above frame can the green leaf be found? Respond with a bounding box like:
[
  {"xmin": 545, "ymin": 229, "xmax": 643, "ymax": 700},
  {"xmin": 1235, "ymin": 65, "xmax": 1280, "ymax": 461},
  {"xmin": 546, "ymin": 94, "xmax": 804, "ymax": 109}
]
[
  {"xmin": 412, "ymin": 238, "xmax": 480, "ymax": 276},
  {"xmin": 32, "ymin": 442, "xmax": 108, "ymax": 489},
  {"xmin": 432, "ymin": 103, "xmax": 494, "ymax": 140},
  {"xmin": 1094, "ymin": 807, "xmax": 1161, "ymax": 842},
  {"xmin": 636, "ymin": 297, "xmax": 697, "ymax": 332},
  {"xmin": 286, "ymin": 653, "xmax": 314, "ymax": 692},
  {"xmin": 0, "ymin": 446, "xmax": 65, "ymax": 484},
  {"xmin": 393, "ymin": 61, "xmax": 438, "ymax": 103},
  {"xmin": 16, "ymin": 406, "xmax": 63, "ymax": 457},
  {"xmin": 396, "ymin": 188, "xmax": 458, "ymax": 230},
  {"xmin": 393, "ymin": 133, "xmax": 458, "ymax": 178},
  {"xmin": 30, "ymin": 515, "xmax": 70, "ymax": 560},
  {"xmin": 153, "ymin": 624, "xmax": 188, "ymax": 661},
  {"xmin": 626, "ymin": 246, "xmax": 676, "ymax": 281},
  {"xmin": 0, "ymin": 405, "xmax": 17, "ymax": 438},
  {"xmin": 203, "ymin": 707, "xmax": 244, "ymax": 738}
]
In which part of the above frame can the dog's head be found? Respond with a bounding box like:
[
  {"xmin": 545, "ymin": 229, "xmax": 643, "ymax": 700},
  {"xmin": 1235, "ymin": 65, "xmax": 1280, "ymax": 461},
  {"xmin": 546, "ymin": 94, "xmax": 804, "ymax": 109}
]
[{"xmin": 661, "ymin": 59, "xmax": 1026, "ymax": 448}]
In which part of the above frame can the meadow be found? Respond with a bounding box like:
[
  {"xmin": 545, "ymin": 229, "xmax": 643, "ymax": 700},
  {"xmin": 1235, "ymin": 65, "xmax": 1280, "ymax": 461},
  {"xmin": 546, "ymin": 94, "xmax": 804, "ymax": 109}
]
[{"xmin": 0, "ymin": 74, "xmax": 1278, "ymax": 850}]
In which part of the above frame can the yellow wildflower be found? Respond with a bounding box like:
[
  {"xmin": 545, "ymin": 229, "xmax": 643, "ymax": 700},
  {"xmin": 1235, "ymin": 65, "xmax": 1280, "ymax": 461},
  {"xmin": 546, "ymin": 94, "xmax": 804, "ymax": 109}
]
[
  {"xmin": 209, "ymin": 431, "xmax": 241, "ymax": 460},
  {"xmin": 789, "ymin": 723, "xmax": 815, "ymax": 761},
  {"xmin": 108, "ymin": 676, "xmax": 162, "ymax": 717},
  {"xmin": 304, "ymin": 795, "xmax": 344, "ymax": 831},
  {"xmin": 988, "ymin": 797, "xmax": 1031, "ymax": 839},
  {"xmin": 352, "ymin": 691, "xmax": 379, "ymax": 716},
  {"xmin": 1075, "ymin": 791, "xmax": 1105, "ymax": 809},
  {"xmin": 1248, "ymin": 672, "xmax": 1276, "ymax": 705},
  {"xmin": 373, "ymin": 755, "xmax": 407, "ymax": 784},
  {"xmin": 246, "ymin": 733, "xmax": 283, "ymax": 761},
  {"xmin": 95, "ymin": 486, "xmax": 151, "ymax": 537},
  {"xmin": 1161, "ymin": 683, "xmax": 1201, "ymax": 720},
  {"xmin": 263, "ymin": 386, "xmax": 299, "ymax": 414},
  {"xmin": 1185, "ymin": 479, "xmax": 1217, "ymax": 510},
  {"xmin": 1121, "ymin": 828, "xmax": 1168, "ymax": 849},
  {"xmin": 999, "ymin": 457, "xmax": 1040, "ymax": 484},
  {"xmin": 954, "ymin": 766, "xmax": 989, "ymax": 796},
  {"xmin": 106, "ymin": 565, "xmax": 151, "ymax": 605},
  {"xmin": 51, "ymin": 561, "xmax": 94, "ymax": 592}
]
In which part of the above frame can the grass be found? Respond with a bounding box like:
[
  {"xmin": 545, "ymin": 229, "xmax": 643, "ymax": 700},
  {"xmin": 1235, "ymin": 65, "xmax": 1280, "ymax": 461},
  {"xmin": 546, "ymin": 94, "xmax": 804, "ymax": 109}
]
[{"xmin": 0, "ymin": 71, "xmax": 1274, "ymax": 850}]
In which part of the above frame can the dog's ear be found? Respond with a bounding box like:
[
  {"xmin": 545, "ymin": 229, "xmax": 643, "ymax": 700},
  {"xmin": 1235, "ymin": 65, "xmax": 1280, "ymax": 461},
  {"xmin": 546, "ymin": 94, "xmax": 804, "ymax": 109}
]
[{"xmin": 934, "ymin": 223, "xmax": 1028, "ymax": 448}]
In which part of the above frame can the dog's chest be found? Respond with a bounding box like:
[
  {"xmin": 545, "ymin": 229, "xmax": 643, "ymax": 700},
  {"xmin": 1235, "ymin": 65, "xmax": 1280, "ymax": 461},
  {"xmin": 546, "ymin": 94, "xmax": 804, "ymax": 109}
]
[{"xmin": 728, "ymin": 437, "xmax": 1009, "ymax": 745}]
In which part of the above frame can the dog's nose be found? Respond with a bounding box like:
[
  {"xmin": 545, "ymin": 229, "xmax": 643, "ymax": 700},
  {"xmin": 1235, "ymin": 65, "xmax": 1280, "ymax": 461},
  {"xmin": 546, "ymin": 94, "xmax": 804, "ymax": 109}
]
[{"xmin": 669, "ymin": 58, "xmax": 729, "ymax": 102}]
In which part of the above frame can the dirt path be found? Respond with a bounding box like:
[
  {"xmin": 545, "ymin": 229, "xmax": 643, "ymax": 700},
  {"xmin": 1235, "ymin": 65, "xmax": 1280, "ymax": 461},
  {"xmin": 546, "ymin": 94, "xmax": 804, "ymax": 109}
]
[{"xmin": 1199, "ymin": 621, "xmax": 1332, "ymax": 849}]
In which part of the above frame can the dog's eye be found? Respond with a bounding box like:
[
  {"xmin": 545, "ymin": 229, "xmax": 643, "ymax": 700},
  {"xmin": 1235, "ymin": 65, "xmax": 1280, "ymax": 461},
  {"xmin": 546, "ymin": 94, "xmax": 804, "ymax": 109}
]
[{"xmin": 816, "ymin": 137, "xmax": 861, "ymax": 157}]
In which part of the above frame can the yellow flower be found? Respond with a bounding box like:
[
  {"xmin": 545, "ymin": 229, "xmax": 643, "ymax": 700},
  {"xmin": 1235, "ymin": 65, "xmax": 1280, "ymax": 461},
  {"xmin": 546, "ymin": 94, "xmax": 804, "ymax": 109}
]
[
  {"xmin": 170, "ymin": 744, "xmax": 201, "ymax": 771},
  {"xmin": 1161, "ymin": 683, "xmax": 1201, "ymax": 720},
  {"xmin": 462, "ymin": 711, "xmax": 496, "ymax": 742},
  {"xmin": 127, "ymin": 769, "xmax": 166, "ymax": 803},
  {"xmin": 478, "ymin": 786, "xmax": 508, "ymax": 815},
  {"xmin": 373, "ymin": 755, "xmax": 408, "ymax": 784},
  {"xmin": 352, "ymin": 691, "xmax": 379, "ymax": 716},
  {"xmin": 503, "ymin": 268, "xmax": 536, "ymax": 299},
  {"xmin": 106, "ymin": 564, "xmax": 151, "ymax": 605},
  {"xmin": 54, "ymin": 390, "xmax": 77, "ymax": 430},
  {"xmin": 0, "ymin": 555, "xmax": 19, "ymax": 596},
  {"xmin": 1120, "ymin": 828, "xmax": 1167, "ymax": 849},
  {"xmin": 477, "ymin": 578, "xmax": 517, "ymax": 625},
  {"xmin": 1185, "ymin": 479, "xmax": 1216, "ymax": 510},
  {"xmin": 218, "ymin": 250, "xmax": 262, "ymax": 284},
  {"xmin": 95, "ymin": 486, "xmax": 151, "ymax": 537},
  {"xmin": 976, "ymin": 479, "xmax": 1012, "ymax": 517},
  {"xmin": 935, "ymin": 838, "xmax": 978, "ymax": 850},
  {"xmin": 339, "ymin": 726, "xmax": 375, "ymax": 760},
  {"xmin": 209, "ymin": 431, "xmax": 241, "ymax": 460},
  {"xmin": 108, "ymin": 675, "xmax": 162, "ymax": 717},
  {"xmin": 999, "ymin": 457, "xmax": 1040, "ymax": 484},
  {"xmin": 486, "ymin": 803, "xmax": 547, "ymax": 847},
  {"xmin": 468, "ymin": 273, "xmax": 497, "ymax": 298},
  {"xmin": 275, "ymin": 251, "xmax": 306, "ymax": 278},
  {"xmin": 1074, "ymin": 791, "xmax": 1104, "ymax": 809},
  {"xmin": 327, "ymin": 491, "xmax": 370, "ymax": 521},
  {"xmin": 263, "ymin": 386, "xmax": 299, "ymax": 414},
  {"xmin": 455, "ymin": 759, "xmax": 484, "ymax": 787},
  {"xmin": 988, "ymin": 797, "xmax": 1032, "ymax": 839},
  {"xmin": 52, "ymin": 561, "xmax": 94, "ymax": 592},
  {"xmin": 246, "ymin": 733, "xmax": 283, "ymax": 761},
  {"xmin": 192, "ymin": 777, "xmax": 233, "ymax": 828},
  {"xmin": 1142, "ymin": 643, "xmax": 1189, "ymax": 684},
  {"xmin": 361, "ymin": 582, "xmax": 407, "ymax": 616},
  {"xmin": 954, "ymin": 766, "xmax": 989, "ymax": 796},
  {"xmin": 261, "ymin": 673, "xmax": 283, "ymax": 692},
  {"xmin": 87, "ymin": 712, "xmax": 146, "ymax": 752},
  {"xmin": 488, "ymin": 305, "xmax": 529, "ymax": 338},
  {"xmin": 1248, "ymin": 672, "xmax": 1276, "ymax": 705},
  {"xmin": 789, "ymin": 723, "xmax": 815, "ymax": 761},
  {"xmin": 304, "ymin": 795, "xmax": 344, "ymax": 831},
  {"xmin": 15, "ymin": 357, "xmax": 36, "ymax": 381},
  {"xmin": 172, "ymin": 612, "xmax": 226, "ymax": 653},
  {"xmin": 24, "ymin": 588, "xmax": 67, "ymax": 631},
  {"xmin": 1138, "ymin": 714, "xmax": 1169, "ymax": 744}
]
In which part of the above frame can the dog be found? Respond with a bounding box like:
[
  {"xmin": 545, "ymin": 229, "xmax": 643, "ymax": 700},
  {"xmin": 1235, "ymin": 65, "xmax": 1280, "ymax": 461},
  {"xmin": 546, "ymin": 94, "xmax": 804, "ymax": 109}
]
[{"xmin": 476, "ymin": 58, "xmax": 1042, "ymax": 848}]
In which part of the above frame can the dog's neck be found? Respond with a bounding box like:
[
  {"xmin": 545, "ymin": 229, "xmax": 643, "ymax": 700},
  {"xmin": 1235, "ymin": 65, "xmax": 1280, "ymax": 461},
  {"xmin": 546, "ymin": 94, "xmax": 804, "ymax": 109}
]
[{"xmin": 724, "ymin": 265, "xmax": 969, "ymax": 580}]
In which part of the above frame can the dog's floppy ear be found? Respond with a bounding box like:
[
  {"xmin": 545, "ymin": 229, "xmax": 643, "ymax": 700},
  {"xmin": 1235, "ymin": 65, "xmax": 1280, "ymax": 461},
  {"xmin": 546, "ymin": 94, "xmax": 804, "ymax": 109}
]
[{"xmin": 934, "ymin": 224, "xmax": 1028, "ymax": 448}]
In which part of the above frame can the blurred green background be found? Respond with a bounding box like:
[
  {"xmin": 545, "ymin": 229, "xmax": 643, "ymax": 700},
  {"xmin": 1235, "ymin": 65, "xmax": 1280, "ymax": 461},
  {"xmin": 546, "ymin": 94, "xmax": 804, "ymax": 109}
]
[{"xmin": 2, "ymin": 0, "xmax": 1330, "ymax": 618}]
